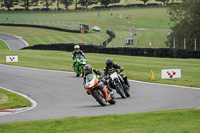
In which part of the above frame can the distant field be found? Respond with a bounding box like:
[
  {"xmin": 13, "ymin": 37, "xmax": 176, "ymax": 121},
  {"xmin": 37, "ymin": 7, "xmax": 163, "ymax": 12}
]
[
  {"xmin": 0, "ymin": 26, "xmax": 109, "ymax": 46},
  {"xmin": 0, "ymin": 7, "xmax": 170, "ymax": 48}
]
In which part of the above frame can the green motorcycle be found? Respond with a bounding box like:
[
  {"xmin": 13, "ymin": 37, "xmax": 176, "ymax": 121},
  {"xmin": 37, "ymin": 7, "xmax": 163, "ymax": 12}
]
[{"xmin": 73, "ymin": 55, "xmax": 87, "ymax": 77}]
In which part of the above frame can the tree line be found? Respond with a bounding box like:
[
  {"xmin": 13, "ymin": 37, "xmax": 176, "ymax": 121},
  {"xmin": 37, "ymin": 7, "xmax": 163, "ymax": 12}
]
[
  {"xmin": 0, "ymin": 0, "xmax": 181, "ymax": 11},
  {"xmin": 168, "ymin": 0, "xmax": 200, "ymax": 50}
]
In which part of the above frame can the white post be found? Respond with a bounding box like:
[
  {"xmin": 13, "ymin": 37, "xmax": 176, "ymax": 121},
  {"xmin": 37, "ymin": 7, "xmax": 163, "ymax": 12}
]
[
  {"xmin": 184, "ymin": 38, "xmax": 186, "ymax": 49},
  {"xmin": 194, "ymin": 38, "xmax": 197, "ymax": 51},
  {"xmin": 173, "ymin": 38, "xmax": 175, "ymax": 49}
]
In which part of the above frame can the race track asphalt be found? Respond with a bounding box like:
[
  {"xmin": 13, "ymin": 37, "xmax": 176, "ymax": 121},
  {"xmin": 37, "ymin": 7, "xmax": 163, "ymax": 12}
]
[
  {"xmin": 0, "ymin": 64, "xmax": 200, "ymax": 123},
  {"xmin": 0, "ymin": 33, "xmax": 28, "ymax": 50}
]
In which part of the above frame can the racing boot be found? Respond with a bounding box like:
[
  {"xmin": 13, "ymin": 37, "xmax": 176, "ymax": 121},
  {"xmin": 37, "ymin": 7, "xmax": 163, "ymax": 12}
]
[
  {"xmin": 124, "ymin": 77, "xmax": 130, "ymax": 87},
  {"xmin": 107, "ymin": 88, "xmax": 114, "ymax": 95},
  {"xmin": 107, "ymin": 83, "xmax": 113, "ymax": 93}
]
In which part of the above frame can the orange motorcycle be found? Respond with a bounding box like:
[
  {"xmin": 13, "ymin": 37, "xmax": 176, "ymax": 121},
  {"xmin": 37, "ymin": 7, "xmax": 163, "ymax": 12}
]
[{"xmin": 84, "ymin": 74, "xmax": 116, "ymax": 106}]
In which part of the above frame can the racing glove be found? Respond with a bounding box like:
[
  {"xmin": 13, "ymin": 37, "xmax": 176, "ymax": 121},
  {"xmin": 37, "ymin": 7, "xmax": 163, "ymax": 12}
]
[{"xmin": 119, "ymin": 67, "xmax": 124, "ymax": 73}]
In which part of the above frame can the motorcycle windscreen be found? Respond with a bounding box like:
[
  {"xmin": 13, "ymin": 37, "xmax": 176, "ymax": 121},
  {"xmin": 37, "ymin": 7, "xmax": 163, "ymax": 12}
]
[
  {"xmin": 110, "ymin": 72, "xmax": 118, "ymax": 80},
  {"xmin": 86, "ymin": 74, "xmax": 96, "ymax": 87},
  {"xmin": 78, "ymin": 55, "xmax": 84, "ymax": 60}
]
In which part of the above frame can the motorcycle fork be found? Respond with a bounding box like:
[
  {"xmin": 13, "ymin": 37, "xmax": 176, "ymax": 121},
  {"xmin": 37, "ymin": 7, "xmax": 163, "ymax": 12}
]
[{"xmin": 118, "ymin": 75, "xmax": 125, "ymax": 84}]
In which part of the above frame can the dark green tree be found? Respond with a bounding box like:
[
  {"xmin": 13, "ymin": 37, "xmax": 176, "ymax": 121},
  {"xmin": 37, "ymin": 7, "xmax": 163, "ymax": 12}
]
[
  {"xmin": 100, "ymin": 0, "xmax": 120, "ymax": 8},
  {"xmin": 168, "ymin": 0, "xmax": 200, "ymax": 49},
  {"xmin": 56, "ymin": 0, "xmax": 61, "ymax": 9},
  {"xmin": 60, "ymin": 0, "xmax": 73, "ymax": 9},
  {"xmin": 0, "ymin": 0, "xmax": 18, "ymax": 10},
  {"xmin": 140, "ymin": 0, "xmax": 149, "ymax": 5},
  {"xmin": 155, "ymin": 0, "xmax": 169, "ymax": 5},
  {"xmin": 19, "ymin": 0, "xmax": 38, "ymax": 10},
  {"xmin": 79, "ymin": 0, "xmax": 98, "ymax": 9},
  {"xmin": 41, "ymin": 0, "xmax": 55, "ymax": 9},
  {"xmin": 73, "ymin": 0, "xmax": 78, "ymax": 9}
]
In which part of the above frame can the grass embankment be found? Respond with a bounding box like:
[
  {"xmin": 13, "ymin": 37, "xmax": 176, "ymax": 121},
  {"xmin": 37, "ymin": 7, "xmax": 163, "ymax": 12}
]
[
  {"xmin": 0, "ymin": 50, "xmax": 199, "ymax": 88},
  {"xmin": 0, "ymin": 8, "xmax": 170, "ymax": 47},
  {"xmin": 0, "ymin": 88, "xmax": 31, "ymax": 110},
  {"xmin": 0, "ymin": 109, "xmax": 200, "ymax": 132}
]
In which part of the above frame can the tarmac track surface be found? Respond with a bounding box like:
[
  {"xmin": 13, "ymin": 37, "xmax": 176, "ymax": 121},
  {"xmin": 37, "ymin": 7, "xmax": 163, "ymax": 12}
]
[
  {"xmin": 0, "ymin": 64, "xmax": 200, "ymax": 123},
  {"xmin": 0, "ymin": 33, "xmax": 28, "ymax": 50}
]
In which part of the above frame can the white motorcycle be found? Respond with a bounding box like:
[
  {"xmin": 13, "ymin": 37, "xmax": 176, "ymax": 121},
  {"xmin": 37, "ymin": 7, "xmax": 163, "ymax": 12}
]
[{"xmin": 109, "ymin": 72, "xmax": 130, "ymax": 99}]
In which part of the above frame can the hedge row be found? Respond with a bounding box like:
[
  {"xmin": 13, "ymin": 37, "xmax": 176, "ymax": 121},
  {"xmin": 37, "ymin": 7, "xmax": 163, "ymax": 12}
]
[
  {"xmin": 0, "ymin": 23, "xmax": 83, "ymax": 33},
  {"xmin": 22, "ymin": 43, "xmax": 200, "ymax": 58}
]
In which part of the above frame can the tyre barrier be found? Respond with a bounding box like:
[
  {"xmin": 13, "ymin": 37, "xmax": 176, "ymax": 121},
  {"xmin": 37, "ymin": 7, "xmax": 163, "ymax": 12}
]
[{"xmin": 100, "ymin": 30, "xmax": 115, "ymax": 47}]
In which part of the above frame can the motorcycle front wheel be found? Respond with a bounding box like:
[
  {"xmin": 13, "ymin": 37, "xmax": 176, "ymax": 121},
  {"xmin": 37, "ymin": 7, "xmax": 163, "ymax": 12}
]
[
  {"xmin": 81, "ymin": 67, "xmax": 84, "ymax": 77},
  {"xmin": 115, "ymin": 84, "xmax": 126, "ymax": 99},
  {"xmin": 93, "ymin": 90, "xmax": 106, "ymax": 106},
  {"xmin": 124, "ymin": 86, "xmax": 130, "ymax": 97}
]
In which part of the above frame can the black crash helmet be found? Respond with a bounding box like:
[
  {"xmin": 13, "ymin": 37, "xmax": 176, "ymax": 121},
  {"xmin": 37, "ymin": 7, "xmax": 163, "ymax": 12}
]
[
  {"xmin": 106, "ymin": 58, "xmax": 113, "ymax": 67},
  {"xmin": 83, "ymin": 64, "xmax": 92, "ymax": 75}
]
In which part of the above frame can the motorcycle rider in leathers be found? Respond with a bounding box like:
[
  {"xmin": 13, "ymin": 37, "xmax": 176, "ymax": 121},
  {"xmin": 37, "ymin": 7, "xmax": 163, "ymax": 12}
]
[
  {"xmin": 83, "ymin": 64, "xmax": 113, "ymax": 95},
  {"xmin": 104, "ymin": 58, "xmax": 130, "ymax": 88},
  {"xmin": 72, "ymin": 45, "xmax": 86, "ymax": 68}
]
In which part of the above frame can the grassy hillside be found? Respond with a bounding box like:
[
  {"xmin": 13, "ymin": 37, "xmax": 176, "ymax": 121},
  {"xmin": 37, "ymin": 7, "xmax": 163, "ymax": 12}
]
[{"xmin": 0, "ymin": 7, "xmax": 170, "ymax": 48}]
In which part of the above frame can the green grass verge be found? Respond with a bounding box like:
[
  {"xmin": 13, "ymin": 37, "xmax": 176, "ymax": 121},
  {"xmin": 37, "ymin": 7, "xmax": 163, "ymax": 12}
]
[
  {"xmin": 0, "ymin": 39, "xmax": 9, "ymax": 50},
  {"xmin": 0, "ymin": 50, "xmax": 199, "ymax": 88},
  {"xmin": 0, "ymin": 109, "xmax": 200, "ymax": 132},
  {"xmin": 0, "ymin": 88, "xmax": 31, "ymax": 110}
]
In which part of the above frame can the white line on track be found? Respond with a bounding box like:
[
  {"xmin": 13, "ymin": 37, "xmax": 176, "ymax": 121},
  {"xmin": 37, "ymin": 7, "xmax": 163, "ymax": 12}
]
[{"xmin": 129, "ymin": 79, "xmax": 200, "ymax": 90}]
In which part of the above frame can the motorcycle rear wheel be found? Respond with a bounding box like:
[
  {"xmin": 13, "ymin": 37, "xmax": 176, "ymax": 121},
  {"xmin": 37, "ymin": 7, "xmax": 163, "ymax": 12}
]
[{"xmin": 93, "ymin": 90, "xmax": 106, "ymax": 106}]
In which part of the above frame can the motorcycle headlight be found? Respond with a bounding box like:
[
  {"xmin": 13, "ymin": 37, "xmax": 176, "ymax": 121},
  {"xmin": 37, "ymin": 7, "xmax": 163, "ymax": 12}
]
[{"xmin": 83, "ymin": 62, "xmax": 86, "ymax": 64}]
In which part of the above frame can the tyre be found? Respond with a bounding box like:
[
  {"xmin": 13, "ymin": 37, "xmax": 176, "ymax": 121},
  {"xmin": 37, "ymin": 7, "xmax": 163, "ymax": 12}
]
[
  {"xmin": 115, "ymin": 84, "xmax": 126, "ymax": 99},
  {"xmin": 93, "ymin": 90, "xmax": 106, "ymax": 106},
  {"xmin": 124, "ymin": 86, "xmax": 130, "ymax": 97},
  {"xmin": 81, "ymin": 66, "xmax": 84, "ymax": 77}
]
